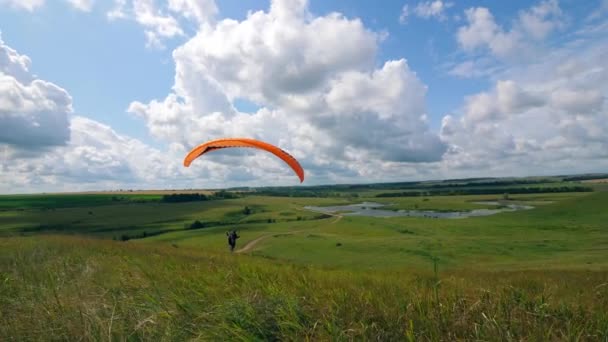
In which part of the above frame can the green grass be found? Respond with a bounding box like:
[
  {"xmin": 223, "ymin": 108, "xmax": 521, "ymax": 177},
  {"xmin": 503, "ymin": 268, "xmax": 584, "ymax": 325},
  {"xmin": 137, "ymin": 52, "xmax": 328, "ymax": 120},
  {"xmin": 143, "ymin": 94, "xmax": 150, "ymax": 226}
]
[
  {"xmin": 1, "ymin": 235, "xmax": 606, "ymax": 341},
  {"xmin": 147, "ymin": 192, "xmax": 608, "ymax": 271},
  {"xmin": 0, "ymin": 196, "xmax": 347, "ymax": 238},
  {"xmin": 0, "ymin": 193, "xmax": 162, "ymax": 209},
  {"xmin": 0, "ymin": 187, "xmax": 607, "ymax": 340},
  {"xmin": 368, "ymin": 192, "xmax": 587, "ymax": 211}
]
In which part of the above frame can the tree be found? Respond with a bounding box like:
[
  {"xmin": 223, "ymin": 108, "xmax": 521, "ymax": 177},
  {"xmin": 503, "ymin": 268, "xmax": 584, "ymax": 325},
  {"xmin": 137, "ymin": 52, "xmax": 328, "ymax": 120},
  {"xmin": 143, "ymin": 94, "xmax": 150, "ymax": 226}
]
[{"xmin": 190, "ymin": 220, "xmax": 205, "ymax": 229}]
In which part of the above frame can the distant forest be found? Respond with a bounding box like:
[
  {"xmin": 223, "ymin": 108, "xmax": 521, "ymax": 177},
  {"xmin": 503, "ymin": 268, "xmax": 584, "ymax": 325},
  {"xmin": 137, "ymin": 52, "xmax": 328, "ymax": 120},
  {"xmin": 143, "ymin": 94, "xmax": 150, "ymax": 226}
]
[
  {"xmin": 161, "ymin": 190, "xmax": 239, "ymax": 203},
  {"xmin": 375, "ymin": 186, "xmax": 593, "ymax": 197}
]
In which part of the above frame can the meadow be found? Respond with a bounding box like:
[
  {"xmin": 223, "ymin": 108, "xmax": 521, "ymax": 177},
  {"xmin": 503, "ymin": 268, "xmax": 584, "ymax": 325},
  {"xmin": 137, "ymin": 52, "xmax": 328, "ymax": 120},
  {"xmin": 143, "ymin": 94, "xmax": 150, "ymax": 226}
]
[{"xmin": 1, "ymin": 177, "xmax": 607, "ymax": 340}]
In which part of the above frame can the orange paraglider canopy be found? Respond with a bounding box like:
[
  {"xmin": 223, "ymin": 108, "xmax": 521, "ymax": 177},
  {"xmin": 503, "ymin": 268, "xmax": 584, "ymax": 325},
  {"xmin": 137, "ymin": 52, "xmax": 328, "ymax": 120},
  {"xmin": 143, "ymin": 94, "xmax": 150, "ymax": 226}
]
[{"xmin": 183, "ymin": 138, "xmax": 304, "ymax": 183}]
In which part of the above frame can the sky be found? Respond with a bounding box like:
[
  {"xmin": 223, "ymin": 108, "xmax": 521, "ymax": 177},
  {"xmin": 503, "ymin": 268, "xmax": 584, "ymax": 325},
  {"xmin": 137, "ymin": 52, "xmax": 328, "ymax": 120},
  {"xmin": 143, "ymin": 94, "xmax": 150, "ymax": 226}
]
[{"xmin": 1, "ymin": 0, "xmax": 607, "ymax": 193}]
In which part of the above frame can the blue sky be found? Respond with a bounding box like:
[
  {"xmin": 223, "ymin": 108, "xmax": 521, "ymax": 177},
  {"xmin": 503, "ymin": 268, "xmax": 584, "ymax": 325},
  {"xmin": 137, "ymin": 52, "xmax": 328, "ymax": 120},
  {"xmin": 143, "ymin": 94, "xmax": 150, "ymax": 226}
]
[
  {"xmin": 0, "ymin": 0, "xmax": 488, "ymax": 135},
  {"xmin": 1, "ymin": 0, "xmax": 607, "ymax": 192}
]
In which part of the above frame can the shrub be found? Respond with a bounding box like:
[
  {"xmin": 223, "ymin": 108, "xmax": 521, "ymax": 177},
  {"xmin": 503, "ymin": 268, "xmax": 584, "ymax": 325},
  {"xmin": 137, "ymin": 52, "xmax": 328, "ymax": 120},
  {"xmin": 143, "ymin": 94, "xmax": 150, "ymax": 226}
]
[{"xmin": 190, "ymin": 220, "xmax": 205, "ymax": 229}]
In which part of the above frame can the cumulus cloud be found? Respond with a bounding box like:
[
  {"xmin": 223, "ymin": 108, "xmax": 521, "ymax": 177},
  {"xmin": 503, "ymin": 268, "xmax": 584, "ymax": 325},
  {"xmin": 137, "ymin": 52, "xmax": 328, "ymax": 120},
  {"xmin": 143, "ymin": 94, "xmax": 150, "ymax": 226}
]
[
  {"xmin": 131, "ymin": 0, "xmax": 184, "ymax": 48},
  {"xmin": 447, "ymin": 59, "xmax": 500, "ymax": 78},
  {"xmin": 0, "ymin": 34, "xmax": 190, "ymax": 194},
  {"xmin": 106, "ymin": 0, "xmax": 184, "ymax": 48},
  {"xmin": 129, "ymin": 0, "xmax": 446, "ymax": 186},
  {"xmin": 0, "ymin": 0, "xmax": 93, "ymax": 11},
  {"xmin": 65, "ymin": 0, "xmax": 93, "ymax": 11},
  {"xmin": 107, "ymin": 0, "xmax": 217, "ymax": 48},
  {"xmin": 457, "ymin": 0, "xmax": 565, "ymax": 60},
  {"xmin": 441, "ymin": 34, "xmax": 608, "ymax": 176},
  {"xmin": 0, "ymin": 116, "xmax": 195, "ymax": 193},
  {"xmin": 0, "ymin": 0, "xmax": 44, "ymax": 11},
  {"xmin": 4, "ymin": 0, "xmax": 606, "ymax": 191},
  {"xmin": 413, "ymin": 1, "xmax": 453, "ymax": 20},
  {"xmin": 399, "ymin": 5, "xmax": 410, "ymax": 24},
  {"xmin": 518, "ymin": 0, "xmax": 564, "ymax": 40},
  {"xmin": 171, "ymin": 3, "xmax": 378, "ymax": 105},
  {"xmin": 587, "ymin": 0, "xmax": 608, "ymax": 21},
  {"xmin": 462, "ymin": 80, "xmax": 545, "ymax": 122},
  {"xmin": 400, "ymin": 1, "xmax": 453, "ymax": 23},
  {"xmin": 167, "ymin": 0, "xmax": 218, "ymax": 26},
  {"xmin": 0, "ymin": 34, "xmax": 71, "ymax": 151},
  {"xmin": 107, "ymin": 0, "xmax": 127, "ymax": 19}
]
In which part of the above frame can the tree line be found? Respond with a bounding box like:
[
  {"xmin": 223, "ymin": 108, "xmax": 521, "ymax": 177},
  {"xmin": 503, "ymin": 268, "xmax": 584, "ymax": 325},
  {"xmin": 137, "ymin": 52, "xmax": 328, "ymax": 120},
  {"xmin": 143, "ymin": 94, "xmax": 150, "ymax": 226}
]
[
  {"xmin": 161, "ymin": 190, "xmax": 239, "ymax": 203},
  {"xmin": 376, "ymin": 186, "xmax": 593, "ymax": 197}
]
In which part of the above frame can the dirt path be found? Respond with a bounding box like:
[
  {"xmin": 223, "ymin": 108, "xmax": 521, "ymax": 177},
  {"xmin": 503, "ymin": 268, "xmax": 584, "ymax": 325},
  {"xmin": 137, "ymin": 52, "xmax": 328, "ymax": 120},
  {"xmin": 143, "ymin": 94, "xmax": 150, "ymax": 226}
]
[
  {"xmin": 295, "ymin": 206, "xmax": 343, "ymax": 224},
  {"xmin": 235, "ymin": 235, "xmax": 270, "ymax": 253},
  {"xmin": 235, "ymin": 230, "xmax": 307, "ymax": 253},
  {"xmin": 235, "ymin": 207, "xmax": 342, "ymax": 253}
]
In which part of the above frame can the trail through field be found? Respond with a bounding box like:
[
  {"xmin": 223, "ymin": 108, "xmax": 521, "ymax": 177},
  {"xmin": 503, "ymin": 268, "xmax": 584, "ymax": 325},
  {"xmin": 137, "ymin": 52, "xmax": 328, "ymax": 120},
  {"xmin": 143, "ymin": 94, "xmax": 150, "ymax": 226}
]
[
  {"xmin": 236, "ymin": 206, "xmax": 342, "ymax": 253},
  {"xmin": 236, "ymin": 230, "xmax": 307, "ymax": 253},
  {"xmin": 330, "ymin": 212, "xmax": 342, "ymax": 224},
  {"xmin": 295, "ymin": 206, "xmax": 343, "ymax": 224}
]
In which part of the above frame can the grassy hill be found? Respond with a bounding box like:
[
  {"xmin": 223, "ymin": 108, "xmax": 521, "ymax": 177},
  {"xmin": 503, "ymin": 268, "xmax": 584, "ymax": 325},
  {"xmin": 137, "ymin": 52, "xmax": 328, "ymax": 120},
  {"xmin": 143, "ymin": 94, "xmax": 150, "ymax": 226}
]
[
  {"xmin": 1, "ymin": 235, "xmax": 607, "ymax": 340},
  {"xmin": 1, "ymin": 176, "xmax": 607, "ymax": 340}
]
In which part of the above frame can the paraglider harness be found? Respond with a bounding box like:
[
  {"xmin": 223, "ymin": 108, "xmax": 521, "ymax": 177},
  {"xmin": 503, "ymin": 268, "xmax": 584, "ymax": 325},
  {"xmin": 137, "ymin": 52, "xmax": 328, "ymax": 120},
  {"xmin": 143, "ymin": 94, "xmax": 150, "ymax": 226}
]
[{"xmin": 227, "ymin": 230, "xmax": 239, "ymax": 252}]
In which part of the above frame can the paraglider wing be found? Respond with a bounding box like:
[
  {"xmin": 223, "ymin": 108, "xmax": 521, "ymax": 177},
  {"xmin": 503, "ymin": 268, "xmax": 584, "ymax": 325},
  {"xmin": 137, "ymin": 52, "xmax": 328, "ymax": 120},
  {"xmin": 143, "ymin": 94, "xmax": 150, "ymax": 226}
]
[{"xmin": 183, "ymin": 138, "xmax": 305, "ymax": 183}]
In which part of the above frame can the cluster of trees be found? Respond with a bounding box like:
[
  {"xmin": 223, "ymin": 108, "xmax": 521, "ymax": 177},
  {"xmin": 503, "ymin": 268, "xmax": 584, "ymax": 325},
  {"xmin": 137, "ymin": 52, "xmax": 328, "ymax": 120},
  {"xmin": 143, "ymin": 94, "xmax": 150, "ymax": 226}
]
[
  {"xmin": 376, "ymin": 186, "xmax": 593, "ymax": 197},
  {"xmin": 246, "ymin": 190, "xmax": 360, "ymax": 198},
  {"xmin": 162, "ymin": 193, "xmax": 209, "ymax": 202},
  {"xmin": 161, "ymin": 190, "xmax": 239, "ymax": 203},
  {"xmin": 424, "ymin": 179, "xmax": 552, "ymax": 189},
  {"xmin": 113, "ymin": 230, "xmax": 166, "ymax": 241},
  {"xmin": 188, "ymin": 220, "xmax": 207, "ymax": 229},
  {"xmin": 562, "ymin": 174, "xmax": 608, "ymax": 181}
]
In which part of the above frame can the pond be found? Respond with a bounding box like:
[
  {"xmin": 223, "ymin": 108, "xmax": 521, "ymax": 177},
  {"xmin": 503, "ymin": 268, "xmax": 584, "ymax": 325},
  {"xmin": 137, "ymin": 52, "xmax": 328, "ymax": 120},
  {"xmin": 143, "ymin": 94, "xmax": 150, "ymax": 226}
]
[{"xmin": 304, "ymin": 201, "xmax": 534, "ymax": 219}]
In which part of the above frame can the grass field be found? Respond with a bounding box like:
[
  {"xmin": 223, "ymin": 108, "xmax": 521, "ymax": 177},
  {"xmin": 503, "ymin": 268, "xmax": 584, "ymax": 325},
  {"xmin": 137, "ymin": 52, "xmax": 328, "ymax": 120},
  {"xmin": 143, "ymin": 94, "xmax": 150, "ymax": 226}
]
[
  {"xmin": 1, "ymin": 180, "xmax": 607, "ymax": 340},
  {"xmin": 1, "ymin": 235, "xmax": 607, "ymax": 340},
  {"xmin": 139, "ymin": 191, "xmax": 607, "ymax": 271}
]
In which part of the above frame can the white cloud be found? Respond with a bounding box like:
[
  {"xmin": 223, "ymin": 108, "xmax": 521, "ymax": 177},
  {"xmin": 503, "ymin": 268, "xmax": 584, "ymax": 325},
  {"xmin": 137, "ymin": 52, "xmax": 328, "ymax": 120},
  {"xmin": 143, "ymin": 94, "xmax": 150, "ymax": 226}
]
[
  {"xmin": 133, "ymin": 0, "xmax": 184, "ymax": 48},
  {"xmin": 171, "ymin": 2, "xmax": 379, "ymax": 105},
  {"xmin": 462, "ymin": 80, "xmax": 545, "ymax": 122},
  {"xmin": 0, "ymin": 0, "xmax": 44, "ymax": 11},
  {"xmin": 107, "ymin": 0, "xmax": 127, "ymax": 19},
  {"xmin": 0, "ymin": 33, "xmax": 193, "ymax": 194},
  {"xmin": 447, "ymin": 59, "xmax": 499, "ymax": 78},
  {"xmin": 441, "ymin": 34, "xmax": 608, "ymax": 176},
  {"xmin": 518, "ymin": 0, "xmax": 563, "ymax": 40},
  {"xmin": 65, "ymin": 0, "xmax": 93, "ymax": 11},
  {"xmin": 168, "ymin": 0, "xmax": 217, "ymax": 26},
  {"xmin": 0, "ymin": 34, "xmax": 71, "ymax": 150},
  {"xmin": 3, "ymin": 0, "xmax": 607, "ymax": 191},
  {"xmin": 400, "ymin": 1, "xmax": 453, "ymax": 23},
  {"xmin": 0, "ymin": 116, "xmax": 193, "ymax": 193},
  {"xmin": 413, "ymin": 1, "xmax": 453, "ymax": 20},
  {"xmin": 399, "ymin": 5, "xmax": 409, "ymax": 24},
  {"xmin": 107, "ymin": 0, "xmax": 218, "ymax": 48},
  {"xmin": 130, "ymin": 0, "xmax": 446, "ymax": 186},
  {"xmin": 587, "ymin": 0, "xmax": 608, "ymax": 21},
  {"xmin": 106, "ymin": 0, "xmax": 184, "ymax": 48},
  {"xmin": 0, "ymin": 0, "xmax": 93, "ymax": 11},
  {"xmin": 457, "ymin": 7, "xmax": 522, "ymax": 59},
  {"xmin": 457, "ymin": 0, "xmax": 565, "ymax": 60}
]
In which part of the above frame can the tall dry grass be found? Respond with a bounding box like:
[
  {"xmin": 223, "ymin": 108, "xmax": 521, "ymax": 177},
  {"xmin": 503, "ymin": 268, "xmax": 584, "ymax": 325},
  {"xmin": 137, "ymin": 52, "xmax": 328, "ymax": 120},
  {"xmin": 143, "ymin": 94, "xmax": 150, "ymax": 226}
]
[{"xmin": 1, "ymin": 235, "xmax": 607, "ymax": 341}]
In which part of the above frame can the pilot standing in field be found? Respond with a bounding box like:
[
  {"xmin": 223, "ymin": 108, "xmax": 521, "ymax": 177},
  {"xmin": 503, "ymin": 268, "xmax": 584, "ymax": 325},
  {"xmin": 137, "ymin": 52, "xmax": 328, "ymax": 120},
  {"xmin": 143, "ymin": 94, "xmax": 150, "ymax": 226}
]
[{"xmin": 226, "ymin": 230, "xmax": 239, "ymax": 252}]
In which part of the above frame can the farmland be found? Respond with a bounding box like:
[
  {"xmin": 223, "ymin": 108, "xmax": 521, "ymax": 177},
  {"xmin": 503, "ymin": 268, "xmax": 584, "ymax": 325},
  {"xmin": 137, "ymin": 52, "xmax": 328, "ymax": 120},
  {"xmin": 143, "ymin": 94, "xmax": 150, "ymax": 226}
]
[{"xmin": 1, "ymin": 175, "xmax": 607, "ymax": 340}]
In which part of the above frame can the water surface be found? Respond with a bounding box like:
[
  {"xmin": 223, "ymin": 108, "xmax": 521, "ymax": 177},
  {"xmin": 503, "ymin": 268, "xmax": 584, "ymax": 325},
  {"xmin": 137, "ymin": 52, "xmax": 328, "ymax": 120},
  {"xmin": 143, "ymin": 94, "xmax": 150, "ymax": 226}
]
[{"xmin": 304, "ymin": 201, "xmax": 534, "ymax": 219}]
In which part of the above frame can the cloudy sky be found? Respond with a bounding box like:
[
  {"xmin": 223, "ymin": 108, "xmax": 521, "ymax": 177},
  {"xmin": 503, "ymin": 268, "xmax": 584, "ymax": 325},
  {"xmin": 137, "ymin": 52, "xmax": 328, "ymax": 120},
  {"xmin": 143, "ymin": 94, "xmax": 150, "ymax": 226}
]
[{"xmin": 1, "ymin": 0, "xmax": 607, "ymax": 193}]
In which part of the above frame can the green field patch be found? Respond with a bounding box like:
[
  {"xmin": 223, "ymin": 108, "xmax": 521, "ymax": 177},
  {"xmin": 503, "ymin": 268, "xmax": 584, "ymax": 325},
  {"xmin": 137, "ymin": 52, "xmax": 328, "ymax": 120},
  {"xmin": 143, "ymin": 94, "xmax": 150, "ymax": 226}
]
[
  {"xmin": 0, "ymin": 193, "xmax": 162, "ymax": 209},
  {"xmin": 1, "ymin": 235, "xmax": 607, "ymax": 340}
]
